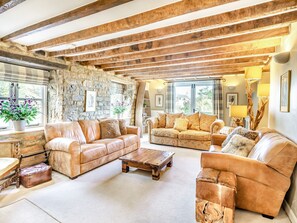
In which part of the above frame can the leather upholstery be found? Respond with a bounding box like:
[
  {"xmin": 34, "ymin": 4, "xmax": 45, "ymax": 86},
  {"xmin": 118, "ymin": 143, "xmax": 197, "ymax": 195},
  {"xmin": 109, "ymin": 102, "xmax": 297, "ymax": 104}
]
[
  {"xmin": 92, "ymin": 138, "xmax": 124, "ymax": 154},
  {"xmin": 117, "ymin": 134, "xmax": 138, "ymax": 147},
  {"xmin": 80, "ymin": 144, "xmax": 107, "ymax": 164},
  {"xmin": 78, "ymin": 120, "xmax": 100, "ymax": 143}
]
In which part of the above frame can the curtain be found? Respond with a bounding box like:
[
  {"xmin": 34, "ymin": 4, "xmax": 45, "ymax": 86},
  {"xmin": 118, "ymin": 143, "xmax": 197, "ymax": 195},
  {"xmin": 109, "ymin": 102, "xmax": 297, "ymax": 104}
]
[
  {"xmin": 0, "ymin": 62, "xmax": 50, "ymax": 85},
  {"xmin": 213, "ymin": 79, "xmax": 224, "ymax": 119},
  {"xmin": 165, "ymin": 82, "xmax": 174, "ymax": 113}
]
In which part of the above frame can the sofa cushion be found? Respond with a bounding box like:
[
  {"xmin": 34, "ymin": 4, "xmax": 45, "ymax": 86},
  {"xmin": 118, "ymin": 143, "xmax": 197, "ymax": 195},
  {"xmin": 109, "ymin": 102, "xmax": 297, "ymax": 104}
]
[
  {"xmin": 100, "ymin": 119, "xmax": 121, "ymax": 139},
  {"xmin": 93, "ymin": 138, "xmax": 124, "ymax": 154},
  {"xmin": 200, "ymin": 113, "xmax": 217, "ymax": 132},
  {"xmin": 166, "ymin": 113, "xmax": 182, "ymax": 128},
  {"xmin": 222, "ymin": 134, "xmax": 255, "ymax": 157},
  {"xmin": 117, "ymin": 134, "xmax": 138, "ymax": 147},
  {"xmin": 118, "ymin": 119, "xmax": 127, "ymax": 135},
  {"xmin": 178, "ymin": 130, "xmax": 211, "ymax": 141},
  {"xmin": 45, "ymin": 122, "xmax": 86, "ymax": 144},
  {"xmin": 174, "ymin": 118, "xmax": 189, "ymax": 132},
  {"xmin": 80, "ymin": 144, "xmax": 107, "ymax": 164},
  {"xmin": 184, "ymin": 112, "xmax": 200, "ymax": 130},
  {"xmin": 157, "ymin": 113, "xmax": 166, "ymax": 128},
  {"xmin": 78, "ymin": 120, "xmax": 100, "ymax": 143},
  {"xmin": 151, "ymin": 128, "xmax": 179, "ymax": 138},
  {"xmin": 222, "ymin": 126, "xmax": 258, "ymax": 148}
]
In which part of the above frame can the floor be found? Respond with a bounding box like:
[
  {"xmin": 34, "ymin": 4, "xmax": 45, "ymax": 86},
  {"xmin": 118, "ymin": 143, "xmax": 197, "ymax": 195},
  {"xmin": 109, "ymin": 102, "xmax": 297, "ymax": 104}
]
[{"xmin": 0, "ymin": 135, "xmax": 292, "ymax": 223}]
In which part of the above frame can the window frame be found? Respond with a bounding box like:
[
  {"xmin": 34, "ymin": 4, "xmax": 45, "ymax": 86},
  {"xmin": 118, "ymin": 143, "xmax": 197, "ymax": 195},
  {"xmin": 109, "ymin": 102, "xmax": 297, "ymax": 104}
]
[{"xmin": 0, "ymin": 82, "xmax": 47, "ymax": 131}]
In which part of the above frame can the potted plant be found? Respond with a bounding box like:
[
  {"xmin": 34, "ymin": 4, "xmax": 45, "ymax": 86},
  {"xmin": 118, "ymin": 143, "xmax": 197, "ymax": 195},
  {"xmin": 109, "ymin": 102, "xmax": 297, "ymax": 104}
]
[
  {"xmin": 111, "ymin": 100, "xmax": 129, "ymax": 119},
  {"xmin": 0, "ymin": 97, "xmax": 38, "ymax": 131}
]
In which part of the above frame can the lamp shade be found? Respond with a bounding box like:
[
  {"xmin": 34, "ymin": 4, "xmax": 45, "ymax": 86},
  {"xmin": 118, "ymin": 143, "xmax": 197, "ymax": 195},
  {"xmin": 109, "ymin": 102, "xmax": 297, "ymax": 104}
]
[
  {"xmin": 257, "ymin": 83, "xmax": 270, "ymax": 97},
  {"xmin": 229, "ymin": 105, "xmax": 247, "ymax": 118},
  {"xmin": 245, "ymin": 66, "xmax": 262, "ymax": 80}
]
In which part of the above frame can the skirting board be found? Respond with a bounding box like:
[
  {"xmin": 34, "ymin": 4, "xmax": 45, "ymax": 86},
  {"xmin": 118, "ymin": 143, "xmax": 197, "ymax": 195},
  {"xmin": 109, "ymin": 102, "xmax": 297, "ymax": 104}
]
[{"xmin": 284, "ymin": 200, "xmax": 297, "ymax": 223}]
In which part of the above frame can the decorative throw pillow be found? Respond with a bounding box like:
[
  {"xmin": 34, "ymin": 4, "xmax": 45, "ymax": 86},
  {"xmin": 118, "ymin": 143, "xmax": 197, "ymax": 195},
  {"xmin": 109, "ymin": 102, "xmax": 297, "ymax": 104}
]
[
  {"xmin": 118, "ymin": 119, "xmax": 127, "ymax": 135},
  {"xmin": 199, "ymin": 113, "xmax": 217, "ymax": 132},
  {"xmin": 222, "ymin": 134, "xmax": 256, "ymax": 157},
  {"xmin": 184, "ymin": 112, "xmax": 200, "ymax": 130},
  {"xmin": 222, "ymin": 126, "xmax": 258, "ymax": 148},
  {"xmin": 173, "ymin": 118, "xmax": 189, "ymax": 132},
  {"xmin": 100, "ymin": 119, "xmax": 121, "ymax": 139},
  {"xmin": 165, "ymin": 113, "xmax": 182, "ymax": 128},
  {"xmin": 157, "ymin": 113, "xmax": 166, "ymax": 128}
]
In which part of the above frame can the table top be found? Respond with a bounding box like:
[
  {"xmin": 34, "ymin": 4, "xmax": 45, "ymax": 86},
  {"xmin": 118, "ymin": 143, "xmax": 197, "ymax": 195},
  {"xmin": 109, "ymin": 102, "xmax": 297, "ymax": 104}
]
[{"xmin": 119, "ymin": 148, "xmax": 174, "ymax": 167}]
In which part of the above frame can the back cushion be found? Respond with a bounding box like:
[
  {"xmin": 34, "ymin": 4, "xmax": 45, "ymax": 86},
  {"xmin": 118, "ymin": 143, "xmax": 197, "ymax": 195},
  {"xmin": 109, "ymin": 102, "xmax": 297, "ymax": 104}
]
[
  {"xmin": 78, "ymin": 120, "xmax": 100, "ymax": 143},
  {"xmin": 248, "ymin": 133, "xmax": 297, "ymax": 177},
  {"xmin": 45, "ymin": 122, "xmax": 86, "ymax": 144},
  {"xmin": 184, "ymin": 112, "xmax": 200, "ymax": 130},
  {"xmin": 118, "ymin": 119, "xmax": 127, "ymax": 135},
  {"xmin": 157, "ymin": 113, "xmax": 166, "ymax": 128},
  {"xmin": 165, "ymin": 113, "xmax": 182, "ymax": 128},
  {"xmin": 100, "ymin": 119, "xmax": 121, "ymax": 139},
  {"xmin": 199, "ymin": 113, "xmax": 217, "ymax": 132}
]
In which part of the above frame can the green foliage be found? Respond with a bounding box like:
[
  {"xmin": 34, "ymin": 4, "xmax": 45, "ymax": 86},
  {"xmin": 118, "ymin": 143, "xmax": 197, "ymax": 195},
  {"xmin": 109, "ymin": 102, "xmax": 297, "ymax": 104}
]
[
  {"xmin": 0, "ymin": 98, "xmax": 38, "ymax": 124},
  {"xmin": 179, "ymin": 98, "xmax": 191, "ymax": 114},
  {"xmin": 195, "ymin": 86, "xmax": 213, "ymax": 113},
  {"xmin": 111, "ymin": 100, "xmax": 129, "ymax": 115}
]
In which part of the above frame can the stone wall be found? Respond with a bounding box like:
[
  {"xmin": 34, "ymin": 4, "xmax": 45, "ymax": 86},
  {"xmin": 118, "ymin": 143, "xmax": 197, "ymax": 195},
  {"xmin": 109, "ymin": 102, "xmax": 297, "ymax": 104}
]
[{"xmin": 48, "ymin": 65, "xmax": 137, "ymax": 124}]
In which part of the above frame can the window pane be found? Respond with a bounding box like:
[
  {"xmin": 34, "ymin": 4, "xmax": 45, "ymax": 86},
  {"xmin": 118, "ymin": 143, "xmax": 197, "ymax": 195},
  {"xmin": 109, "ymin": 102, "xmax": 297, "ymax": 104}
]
[
  {"xmin": 195, "ymin": 85, "xmax": 214, "ymax": 114},
  {"xmin": 18, "ymin": 83, "xmax": 43, "ymax": 99},
  {"xmin": 0, "ymin": 81, "xmax": 11, "ymax": 98},
  {"xmin": 174, "ymin": 85, "xmax": 191, "ymax": 114},
  {"xmin": 0, "ymin": 119, "xmax": 9, "ymax": 129}
]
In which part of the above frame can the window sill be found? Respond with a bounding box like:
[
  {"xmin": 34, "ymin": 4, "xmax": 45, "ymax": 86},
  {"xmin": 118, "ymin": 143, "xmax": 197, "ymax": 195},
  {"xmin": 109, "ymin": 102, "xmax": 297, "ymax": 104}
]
[{"xmin": 0, "ymin": 126, "xmax": 44, "ymax": 136}]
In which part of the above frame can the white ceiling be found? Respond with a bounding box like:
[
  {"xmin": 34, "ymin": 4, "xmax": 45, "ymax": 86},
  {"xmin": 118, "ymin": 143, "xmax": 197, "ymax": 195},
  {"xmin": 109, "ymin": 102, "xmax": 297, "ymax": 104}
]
[{"xmin": 0, "ymin": 0, "xmax": 272, "ymax": 51}]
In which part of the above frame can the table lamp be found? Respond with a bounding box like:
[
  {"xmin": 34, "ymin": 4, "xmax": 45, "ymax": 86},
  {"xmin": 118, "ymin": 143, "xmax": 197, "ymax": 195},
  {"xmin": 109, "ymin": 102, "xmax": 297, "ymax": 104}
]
[{"xmin": 229, "ymin": 105, "xmax": 247, "ymax": 127}]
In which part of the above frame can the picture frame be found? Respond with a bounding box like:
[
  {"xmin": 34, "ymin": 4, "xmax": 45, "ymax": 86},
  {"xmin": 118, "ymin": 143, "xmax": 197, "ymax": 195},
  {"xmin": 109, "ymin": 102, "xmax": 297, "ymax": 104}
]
[
  {"xmin": 155, "ymin": 94, "xmax": 164, "ymax": 107},
  {"xmin": 85, "ymin": 90, "xmax": 96, "ymax": 112},
  {"xmin": 280, "ymin": 70, "xmax": 291, "ymax": 112},
  {"xmin": 226, "ymin": 93, "xmax": 238, "ymax": 108}
]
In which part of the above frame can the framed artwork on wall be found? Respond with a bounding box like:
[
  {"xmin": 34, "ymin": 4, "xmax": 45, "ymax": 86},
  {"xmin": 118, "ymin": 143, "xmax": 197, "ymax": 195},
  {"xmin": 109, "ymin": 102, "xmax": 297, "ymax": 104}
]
[
  {"xmin": 226, "ymin": 93, "xmax": 238, "ymax": 108},
  {"xmin": 280, "ymin": 70, "xmax": 291, "ymax": 112},
  {"xmin": 155, "ymin": 94, "xmax": 164, "ymax": 107},
  {"xmin": 85, "ymin": 90, "xmax": 96, "ymax": 112}
]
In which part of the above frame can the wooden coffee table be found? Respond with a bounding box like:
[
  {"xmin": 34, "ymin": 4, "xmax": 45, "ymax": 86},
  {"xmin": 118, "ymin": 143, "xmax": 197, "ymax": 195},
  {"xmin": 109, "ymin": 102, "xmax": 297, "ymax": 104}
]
[{"xmin": 119, "ymin": 148, "xmax": 175, "ymax": 180}]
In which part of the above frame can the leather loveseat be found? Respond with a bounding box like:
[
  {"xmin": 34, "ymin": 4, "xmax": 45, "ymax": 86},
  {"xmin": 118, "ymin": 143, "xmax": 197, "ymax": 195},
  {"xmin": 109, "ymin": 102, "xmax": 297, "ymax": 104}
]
[
  {"xmin": 201, "ymin": 128, "xmax": 297, "ymax": 217},
  {"xmin": 44, "ymin": 119, "xmax": 140, "ymax": 179}
]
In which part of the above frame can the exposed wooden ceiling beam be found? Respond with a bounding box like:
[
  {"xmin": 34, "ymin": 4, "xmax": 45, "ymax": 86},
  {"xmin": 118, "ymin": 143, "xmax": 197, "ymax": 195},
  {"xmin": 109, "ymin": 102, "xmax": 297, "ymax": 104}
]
[
  {"xmin": 2, "ymin": 0, "xmax": 133, "ymax": 41},
  {"xmin": 86, "ymin": 38, "xmax": 280, "ymax": 66},
  {"xmin": 73, "ymin": 27, "xmax": 288, "ymax": 63},
  {"xmin": 28, "ymin": 0, "xmax": 237, "ymax": 51},
  {"xmin": 49, "ymin": 0, "xmax": 297, "ymax": 57},
  {"xmin": 102, "ymin": 48, "xmax": 275, "ymax": 71},
  {"xmin": 0, "ymin": 0, "xmax": 25, "ymax": 14}
]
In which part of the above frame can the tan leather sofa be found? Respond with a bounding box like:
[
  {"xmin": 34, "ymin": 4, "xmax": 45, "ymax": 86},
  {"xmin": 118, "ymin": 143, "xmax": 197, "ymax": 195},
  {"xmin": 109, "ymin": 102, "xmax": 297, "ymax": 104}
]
[
  {"xmin": 201, "ymin": 128, "xmax": 297, "ymax": 217},
  {"xmin": 44, "ymin": 120, "xmax": 140, "ymax": 179},
  {"xmin": 147, "ymin": 113, "xmax": 224, "ymax": 150}
]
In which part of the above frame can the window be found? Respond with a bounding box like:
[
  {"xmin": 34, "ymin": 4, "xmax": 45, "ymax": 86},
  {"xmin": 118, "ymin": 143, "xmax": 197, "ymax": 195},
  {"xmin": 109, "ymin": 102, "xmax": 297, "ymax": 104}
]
[
  {"xmin": 0, "ymin": 81, "xmax": 47, "ymax": 130},
  {"xmin": 110, "ymin": 82, "xmax": 130, "ymax": 118},
  {"xmin": 174, "ymin": 81, "xmax": 214, "ymax": 114}
]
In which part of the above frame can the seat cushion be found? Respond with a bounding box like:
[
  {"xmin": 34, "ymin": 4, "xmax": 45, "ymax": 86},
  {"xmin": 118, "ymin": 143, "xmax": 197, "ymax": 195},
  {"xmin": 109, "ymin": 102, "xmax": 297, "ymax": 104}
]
[
  {"xmin": 92, "ymin": 138, "xmax": 124, "ymax": 154},
  {"xmin": 80, "ymin": 144, "xmax": 108, "ymax": 164},
  {"xmin": 178, "ymin": 130, "xmax": 211, "ymax": 141},
  {"xmin": 200, "ymin": 113, "xmax": 217, "ymax": 132},
  {"xmin": 117, "ymin": 134, "xmax": 138, "ymax": 147},
  {"xmin": 151, "ymin": 128, "xmax": 179, "ymax": 138},
  {"xmin": 100, "ymin": 119, "xmax": 121, "ymax": 139},
  {"xmin": 0, "ymin": 158, "xmax": 19, "ymax": 178},
  {"xmin": 78, "ymin": 120, "xmax": 100, "ymax": 143}
]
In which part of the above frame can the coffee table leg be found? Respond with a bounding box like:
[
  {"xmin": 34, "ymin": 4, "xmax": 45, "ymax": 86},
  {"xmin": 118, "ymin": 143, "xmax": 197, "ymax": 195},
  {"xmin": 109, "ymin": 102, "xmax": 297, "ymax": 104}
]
[
  {"xmin": 152, "ymin": 168, "xmax": 160, "ymax": 180},
  {"xmin": 122, "ymin": 161, "xmax": 129, "ymax": 173},
  {"xmin": 167, "ymin": 158, "xmax": 173, "ymax": 167}
]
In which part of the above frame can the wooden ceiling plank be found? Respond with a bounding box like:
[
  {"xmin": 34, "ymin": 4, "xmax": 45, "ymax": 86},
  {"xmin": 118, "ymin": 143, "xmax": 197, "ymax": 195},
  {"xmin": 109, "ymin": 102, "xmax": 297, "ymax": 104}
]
[
  {"xmin": 87, "ymin": 38, "xmax": 280, "ymax": 66},
  {"xmin": 28, "ymin": 0, "xmax": 237, "ymax": 51},
  {"xmin": 49, "ymin": 0, "xmax": 297, "ymax": 57},
  {"xmin": 74, "ymin": 27, "xmax": 288, "ymax": 62},
  {"xmin": 0, "ymin": 0, "xmax": 25, "ymax": 14},
  {"xmin": 102, "ymin": 48, "xmax": 275, "ymax": 71},
  {"xmin": 2, "ymin": 0, "xmax": 133, "ymax": 41}
]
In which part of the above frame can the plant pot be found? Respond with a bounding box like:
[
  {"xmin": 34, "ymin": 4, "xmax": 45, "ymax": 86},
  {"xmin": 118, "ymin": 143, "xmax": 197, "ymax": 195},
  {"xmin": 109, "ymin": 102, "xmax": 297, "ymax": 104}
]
[
  {"xmin": 116, "ymin": 113, "xmax": 122, "ymax": 119},
  {"xmin": 13, "ymin": 120, "xmax": 26, "ymax": 131}
]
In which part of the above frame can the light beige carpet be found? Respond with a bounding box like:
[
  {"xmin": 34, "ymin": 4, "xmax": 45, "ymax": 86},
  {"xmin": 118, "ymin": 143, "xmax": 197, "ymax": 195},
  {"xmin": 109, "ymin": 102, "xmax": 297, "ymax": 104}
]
[{"xmin": 0, "ymin": 137, "xmax": 291, "ymax": 223}]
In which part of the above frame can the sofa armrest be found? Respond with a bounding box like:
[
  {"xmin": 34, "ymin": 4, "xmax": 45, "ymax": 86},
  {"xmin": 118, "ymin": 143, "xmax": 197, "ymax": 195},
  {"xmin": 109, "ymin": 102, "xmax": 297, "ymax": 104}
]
[
  {"xmin": 45, "ymin": 137, "xmax": 81, "ymax": 154},
  {"xmin": 127, "ymin": 126, "xmax": 141, "ymax": 148},
  {"xmin": 210, "ymin": 119, "xmax": 224, "ymax": 134},
  {"xmin": 201, "ymin": 152, "xmax": 290, "ymax": 192},
  {"xmin": 146, "ymin": 117, "xmax": 159, "ymax": 129},
  {"xmin": 211, "ymin": 134, "xmax": 227, "ymax": 146}
]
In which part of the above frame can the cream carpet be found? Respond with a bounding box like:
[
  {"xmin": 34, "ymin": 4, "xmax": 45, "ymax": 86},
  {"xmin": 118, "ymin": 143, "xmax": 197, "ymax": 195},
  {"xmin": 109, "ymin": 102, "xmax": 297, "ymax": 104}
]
[{"xmin": 0, "ymin": 137, "xmax": 291, "ymax": 223}]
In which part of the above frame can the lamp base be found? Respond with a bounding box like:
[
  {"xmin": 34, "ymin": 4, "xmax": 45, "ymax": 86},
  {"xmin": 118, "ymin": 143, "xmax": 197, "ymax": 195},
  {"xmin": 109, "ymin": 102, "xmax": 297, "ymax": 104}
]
[{"xmin": 232, "ymin": 118, "xmax": 245, "ymax": 127}]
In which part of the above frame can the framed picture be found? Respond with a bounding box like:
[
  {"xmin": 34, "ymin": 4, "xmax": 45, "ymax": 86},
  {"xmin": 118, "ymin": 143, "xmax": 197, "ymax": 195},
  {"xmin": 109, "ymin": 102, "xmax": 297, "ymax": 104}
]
[
  {"xmin": 280, "ymin": 70, "xmax": 291, "ymax": 112},
  {"xmin": 155, "ymin": 94, "xmax": 164, "ymax": 107},
  {"xmin": 85, "ymin": 90, "xmax": 96, "ymax": 112},
  {"xmin": 226, "ymin": 93, "xmax": 238, "ymax": 108}
]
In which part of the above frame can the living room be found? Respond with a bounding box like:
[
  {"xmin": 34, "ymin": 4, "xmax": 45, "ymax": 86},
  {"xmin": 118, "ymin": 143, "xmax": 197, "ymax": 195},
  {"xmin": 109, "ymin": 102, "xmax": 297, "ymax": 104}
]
[{"xmin": 0, "ymin": 0, "xmax": 296, "ymax": 223}]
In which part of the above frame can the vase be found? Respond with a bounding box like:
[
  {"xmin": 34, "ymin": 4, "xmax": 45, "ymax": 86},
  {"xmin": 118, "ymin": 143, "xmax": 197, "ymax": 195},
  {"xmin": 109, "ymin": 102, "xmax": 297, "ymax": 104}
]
[
  {"xmin": 12, "ymin": 120, "xmax": 26, "ymax": 131},
  {"xmin": 116, "ymin": 113, "xmax": 122, "ymax": 119}
]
